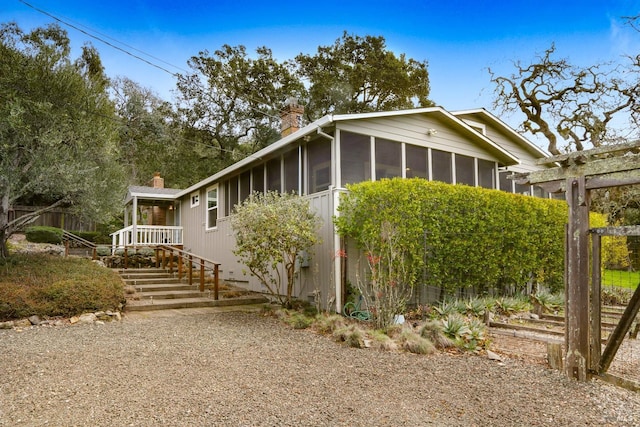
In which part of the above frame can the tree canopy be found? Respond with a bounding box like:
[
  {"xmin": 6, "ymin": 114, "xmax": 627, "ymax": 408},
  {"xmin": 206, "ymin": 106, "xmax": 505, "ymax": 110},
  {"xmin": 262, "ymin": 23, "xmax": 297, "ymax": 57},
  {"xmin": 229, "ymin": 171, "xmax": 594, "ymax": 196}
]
[
  {"xmin": 0, "ymin": 22, "xmax": 125, "ymax": 257},
  {"xmin": 296, "ymin": 32, "xmax": 433, "ymax": 120}
]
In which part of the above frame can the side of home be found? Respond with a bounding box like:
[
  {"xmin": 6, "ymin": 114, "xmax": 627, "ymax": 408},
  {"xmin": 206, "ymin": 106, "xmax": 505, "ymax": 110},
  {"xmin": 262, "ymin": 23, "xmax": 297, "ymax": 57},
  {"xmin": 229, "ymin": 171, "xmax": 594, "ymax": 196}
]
[{"xmin": 113, "ymin": 104, "xmax": 551, "ymax": 310}]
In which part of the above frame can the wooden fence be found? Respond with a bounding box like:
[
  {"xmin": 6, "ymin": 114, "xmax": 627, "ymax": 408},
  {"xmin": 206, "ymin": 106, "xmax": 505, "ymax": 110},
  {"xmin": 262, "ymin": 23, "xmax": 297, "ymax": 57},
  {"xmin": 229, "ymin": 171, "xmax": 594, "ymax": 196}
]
[{"xmin": 8, "ymin": 206, "xmax": 96, "ymax": 232}]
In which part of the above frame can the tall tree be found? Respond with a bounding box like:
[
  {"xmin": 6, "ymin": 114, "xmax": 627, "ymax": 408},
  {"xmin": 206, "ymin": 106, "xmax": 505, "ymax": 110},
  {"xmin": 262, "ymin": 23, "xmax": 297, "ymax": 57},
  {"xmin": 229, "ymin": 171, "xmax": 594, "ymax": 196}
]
[
  {"xmin": 0, "ymin": 23, "xmax": 125, "ymax": 257},
  {"xmin": 112, "ymin": 77, "xmax": 193, "ymax": 186},
  {"xmin": 175, "ymin": 45, "xmax": 304, "ymax": 173},
  {"xmin": 490, "ymin": 45, "xmax": 638, "ymax": 155},
  {"xmin": 295, "ymin": 32, "xmax": 433, "ymax": 120}
]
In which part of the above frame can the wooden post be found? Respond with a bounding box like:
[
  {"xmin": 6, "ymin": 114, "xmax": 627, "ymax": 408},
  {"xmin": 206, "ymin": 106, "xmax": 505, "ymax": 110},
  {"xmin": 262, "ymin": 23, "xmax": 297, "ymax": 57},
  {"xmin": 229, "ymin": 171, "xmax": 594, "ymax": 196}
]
[
  {"xmin": 155, "ymin": 248, "xmax": 160, "ymax": 268},
  {"xmin": 178, "ymin": 253, "xmax": 183, "ymax": 281},
  {"xmin": 161, "ymin": 249, "xmax": 166, "ymax": 269},
  {"xmin": 214, "ymin": 264, "xmax": 219, "ymax": 300},
  {"xmin": 168, "ymin": 249, "xmax": 174, "ymax": 274},
  {"xmin": 92, "ymin": 247, "xmax": 97, "ymax": 261},
  {"xmin": 199, "ymin": 259, "xmax": 205, "ymax": 292},
  {"xmin": 188, "ymin": 255, "xmax": 193, "ymax": 287},
  {"xmin": 565, "ymin": 176, "xmax": 590, "ymax": 381},
  {"xmin": 64, "ymin": 240, "xmax": 69, "ymax": 257},
  {"xmin": 590, "ymin": 233, "xmax": 602, "ymax": 372},
  {"xmin": 547, "ymin": 342, "xmax": 563, "ymax": 370},
  {"xmin": 124, "ymin": 247, "xmax": 129, "ymax": 270}
]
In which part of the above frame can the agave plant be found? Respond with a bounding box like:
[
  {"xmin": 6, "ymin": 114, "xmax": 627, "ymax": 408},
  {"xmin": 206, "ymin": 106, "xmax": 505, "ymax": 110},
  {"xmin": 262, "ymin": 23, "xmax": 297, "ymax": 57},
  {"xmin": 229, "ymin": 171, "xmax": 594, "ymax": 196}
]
[{"xmin": 441, "ymin": 314, "xmax": 471, "ymax": 341}]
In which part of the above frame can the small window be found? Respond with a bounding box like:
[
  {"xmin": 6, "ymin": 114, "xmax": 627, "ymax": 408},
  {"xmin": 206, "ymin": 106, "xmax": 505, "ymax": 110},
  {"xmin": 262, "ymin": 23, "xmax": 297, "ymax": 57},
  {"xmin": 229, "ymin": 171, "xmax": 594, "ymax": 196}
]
[
  {"xmin": 206, "ymin": 185, "xmax": 218, "ymax": 229},
  {"xmin": 190, "ymin": 192, "xmax": 200, "ymax": 208}
]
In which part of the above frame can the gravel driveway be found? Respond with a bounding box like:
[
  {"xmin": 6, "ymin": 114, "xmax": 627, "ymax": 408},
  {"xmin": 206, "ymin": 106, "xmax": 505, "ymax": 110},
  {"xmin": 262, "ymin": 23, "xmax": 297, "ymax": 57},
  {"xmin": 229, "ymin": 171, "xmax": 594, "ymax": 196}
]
[{"xmin": 1, "ymin": 307, "xmax": 639, "ymax": 426}]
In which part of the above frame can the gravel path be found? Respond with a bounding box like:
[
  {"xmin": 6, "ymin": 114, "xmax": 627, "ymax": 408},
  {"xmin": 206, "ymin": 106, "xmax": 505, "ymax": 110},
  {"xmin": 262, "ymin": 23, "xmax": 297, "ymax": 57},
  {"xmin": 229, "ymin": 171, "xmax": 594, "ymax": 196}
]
[{"xmin": 1, "ymin": 308, "xmax": 640, "ymax": 427}]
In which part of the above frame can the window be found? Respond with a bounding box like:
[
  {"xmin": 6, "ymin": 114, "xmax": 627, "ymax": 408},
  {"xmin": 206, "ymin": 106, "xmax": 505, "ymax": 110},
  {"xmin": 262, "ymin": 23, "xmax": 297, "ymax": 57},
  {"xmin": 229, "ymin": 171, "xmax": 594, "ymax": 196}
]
[
  {"xmin": 284, "ymin": 148, "xmax": 299, "ymax": 193},
  {"xmin": 267, "ymin": 157, "xmax": 281, "ymax": 192},
  {"xmin": 252, "ymin": 164, "xmax": 264, "ymax": 194},
  {"xmin": 515, "ymin": 182, "xmax": 531, "ymax": 195},
  {"xmin": 431, "ymin": 149, "xmax": 452, "ymax": 183},
  {"xmin": 240, "ymin": 170, "xmax": 251, "ymax": 202},
  {"xmin": 307, "ymin": 138, "xmax": 331, "ymax": 193},
  {"xmin": 206, "ymin": 185, "xmax": 218, "ymax": 229},
  {"xmin": 499, "ymin": 170, "xmax": 513, "ymax": 193},
  {"xmin": 455, "ymin": 154, "xmax": 475, "ymax": 186},
  {"xmin": 190, "ymin": 192, "xmax": 200, "ymax": 208},
  {"xmin": 375, "ymin": 138, "xmax": 402, "ymax": 179},
  {"xmin": 340, "ymin": 131, "xmax": 371, "ymax": 186},
  {"xmin": 477, "ymin": 159, "xmax": 496, "ymax": 189},
  {"xmin": 228, "ymin": 176, "xmax": 239, "ymax": 213},
  {"xmin": 405, "ymin": 144, "xmax": 428, "ymax": 179}
]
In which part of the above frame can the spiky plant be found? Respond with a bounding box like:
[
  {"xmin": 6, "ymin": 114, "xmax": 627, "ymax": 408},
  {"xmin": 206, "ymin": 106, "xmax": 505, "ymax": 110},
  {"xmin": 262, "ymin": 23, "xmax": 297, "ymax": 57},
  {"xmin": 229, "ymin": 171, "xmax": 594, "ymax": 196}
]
[
  {"xmin": 441, "ymin": 314, "xmax": 471, "ymax": 341},
  {"xmin": 419, "ymin": 320, "xmax": 455, "ymax": 349},
  {"xmin": 398, "ymin": 330, "xmax": 436, "ymax": 355},
  {"xmin": 333, "ymin": 324, "xmax": 366, "ymax": 348}
]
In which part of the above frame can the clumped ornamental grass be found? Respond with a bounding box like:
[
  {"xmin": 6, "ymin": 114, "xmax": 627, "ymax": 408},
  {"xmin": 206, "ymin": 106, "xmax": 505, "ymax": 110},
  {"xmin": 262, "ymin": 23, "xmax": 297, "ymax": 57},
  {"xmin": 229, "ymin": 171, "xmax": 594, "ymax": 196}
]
[{"xmin": 0, "ymin": 254, "xmax": 125, "ymax": 320}]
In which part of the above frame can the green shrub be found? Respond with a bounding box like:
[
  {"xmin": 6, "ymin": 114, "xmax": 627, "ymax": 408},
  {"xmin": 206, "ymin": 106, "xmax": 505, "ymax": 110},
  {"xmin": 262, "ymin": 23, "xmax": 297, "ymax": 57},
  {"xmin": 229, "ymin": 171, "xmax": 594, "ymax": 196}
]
[
  {"xmin": 25, "ymin": 226, "xmax": 63, "ymax": 244},
  {"xmin": 0, "ymin": 254, "xmax": 125, "ymax": 320},
  {"xmin": 335, "ymin": 178, "xmax": 568, "ymax": 311},
  {"xmin": 333, "ymin": 324, "xmax": 366, "ymax": 348},
  {"xmin": 419, "ymin": 320, "xmax": 455, "ymax": 349},
  {"xmin": 284, "ymin": 312, "xmax": 314, "ymax": 329},
  {"xmin": 398, "ymin": 330, "xmax": 436, "ymax": 354}
]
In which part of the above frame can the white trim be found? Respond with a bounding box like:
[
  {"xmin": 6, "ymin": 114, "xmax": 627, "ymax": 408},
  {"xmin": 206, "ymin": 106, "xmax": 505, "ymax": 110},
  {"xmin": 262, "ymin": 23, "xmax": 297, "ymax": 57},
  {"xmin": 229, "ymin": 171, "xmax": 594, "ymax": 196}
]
[
  {"xmin": 205, "ymin": 184, "xmax": 218, "ymax": 230},
  {"xmin": 190, "ymin": 191, "xmax": 200, "ymax": 208}
]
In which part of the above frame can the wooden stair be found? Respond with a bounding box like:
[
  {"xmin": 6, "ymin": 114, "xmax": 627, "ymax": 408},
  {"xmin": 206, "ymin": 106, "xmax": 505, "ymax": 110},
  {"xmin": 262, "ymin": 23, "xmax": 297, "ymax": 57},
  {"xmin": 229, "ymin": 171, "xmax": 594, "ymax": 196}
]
[{"xmin": 116, "ymin": 267, "xmax": 267, "ymax": 311}]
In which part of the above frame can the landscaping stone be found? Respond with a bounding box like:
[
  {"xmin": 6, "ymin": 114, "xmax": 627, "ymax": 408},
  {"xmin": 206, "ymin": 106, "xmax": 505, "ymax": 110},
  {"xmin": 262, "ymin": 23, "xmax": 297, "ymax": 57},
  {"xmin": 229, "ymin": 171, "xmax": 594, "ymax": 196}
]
[
  {"xmin": 78, "ymin": 313, "xmax": 97, "ymax": 324},
  {"xmin": 28, "ymin": 315, "xmax": 41, "ymax": 325}
]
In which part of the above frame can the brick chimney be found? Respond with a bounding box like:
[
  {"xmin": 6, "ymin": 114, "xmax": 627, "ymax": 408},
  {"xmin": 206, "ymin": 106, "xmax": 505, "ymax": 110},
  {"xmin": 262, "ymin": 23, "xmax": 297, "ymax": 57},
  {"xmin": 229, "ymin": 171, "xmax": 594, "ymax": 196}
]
[
  {"xmin": 151, "ymin": 172, "xmax": 164, "ymax": 189},
  {"xmin": 280, "ymin": 97, "xmax": 304, "ymax": 137}
]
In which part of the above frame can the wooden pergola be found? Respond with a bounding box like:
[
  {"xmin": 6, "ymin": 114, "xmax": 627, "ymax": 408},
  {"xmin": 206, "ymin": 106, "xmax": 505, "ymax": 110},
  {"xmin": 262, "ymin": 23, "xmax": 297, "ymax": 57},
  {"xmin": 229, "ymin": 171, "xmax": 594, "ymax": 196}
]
[{"xmin": 514, "ymin": 140, "xmax": 640, "ymax": 383}]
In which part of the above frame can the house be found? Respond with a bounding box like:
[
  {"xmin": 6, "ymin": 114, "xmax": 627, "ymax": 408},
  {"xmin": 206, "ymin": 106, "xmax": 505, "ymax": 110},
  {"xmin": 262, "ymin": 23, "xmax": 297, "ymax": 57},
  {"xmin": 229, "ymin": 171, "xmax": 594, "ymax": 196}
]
[{"xmin": 112, "ymin": 103, "xmax": 551, "ymax": 311}]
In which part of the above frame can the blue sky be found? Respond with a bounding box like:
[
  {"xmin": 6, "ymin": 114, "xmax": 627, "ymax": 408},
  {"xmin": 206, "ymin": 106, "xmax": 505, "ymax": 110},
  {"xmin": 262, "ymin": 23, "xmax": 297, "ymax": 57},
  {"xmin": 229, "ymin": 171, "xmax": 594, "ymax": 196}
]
[{"xmin": 3, "ymin": 0, "xmax": 640, "ymax": 117}]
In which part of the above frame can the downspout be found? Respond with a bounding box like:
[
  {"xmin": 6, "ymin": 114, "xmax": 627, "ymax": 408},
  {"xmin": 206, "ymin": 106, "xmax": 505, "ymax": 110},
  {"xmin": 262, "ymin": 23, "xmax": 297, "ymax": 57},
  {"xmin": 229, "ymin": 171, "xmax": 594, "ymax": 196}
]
[{"xmin": 316, "ymin": 126, "xmax": 343, "ymax": 313}]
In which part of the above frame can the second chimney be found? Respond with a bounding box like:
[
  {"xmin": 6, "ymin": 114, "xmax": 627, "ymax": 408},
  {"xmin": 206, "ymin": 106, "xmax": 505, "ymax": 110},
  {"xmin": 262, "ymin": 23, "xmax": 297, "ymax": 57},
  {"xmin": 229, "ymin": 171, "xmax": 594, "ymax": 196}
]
[{"xmin": 280, "ymin": 98, "xmax": 304, "ymax": 137}]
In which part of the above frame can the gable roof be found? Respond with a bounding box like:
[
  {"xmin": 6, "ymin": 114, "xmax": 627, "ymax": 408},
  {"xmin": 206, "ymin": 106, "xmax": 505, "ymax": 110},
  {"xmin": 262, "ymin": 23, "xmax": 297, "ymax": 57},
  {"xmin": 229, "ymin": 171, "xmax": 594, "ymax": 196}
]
[
  {"xmin": 177, "ymin": 107, "xmax": 536, "ymax": 198},
  {"xmin": 125, "ymin": 185, "xmax": 182, "ymax": 204},
  {"xmin": 450, "ymin": 108, "xmax": 550, "ymax": 159}
]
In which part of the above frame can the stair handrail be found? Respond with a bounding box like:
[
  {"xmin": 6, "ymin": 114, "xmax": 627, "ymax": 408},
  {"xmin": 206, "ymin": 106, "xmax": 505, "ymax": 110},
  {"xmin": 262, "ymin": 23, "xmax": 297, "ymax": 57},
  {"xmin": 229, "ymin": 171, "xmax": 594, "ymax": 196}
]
[
  {"xmin": 156, "ymin": 245, "xmax": 221, "ymax": 300},
  {"xmin": 62, "ymin": 230, "xmax": 98, "ymax": 260}
]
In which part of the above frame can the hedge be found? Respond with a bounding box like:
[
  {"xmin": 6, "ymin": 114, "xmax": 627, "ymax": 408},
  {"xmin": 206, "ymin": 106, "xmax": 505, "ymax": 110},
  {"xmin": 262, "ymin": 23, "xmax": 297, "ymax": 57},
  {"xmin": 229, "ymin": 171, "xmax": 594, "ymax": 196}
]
[
  {"xmin": 335, "ymin": 178, "xmax": 568, "ymax": 296},
  {"xmin": 24, "ymin": 226, "xmax": 63, "ymax": 244}
]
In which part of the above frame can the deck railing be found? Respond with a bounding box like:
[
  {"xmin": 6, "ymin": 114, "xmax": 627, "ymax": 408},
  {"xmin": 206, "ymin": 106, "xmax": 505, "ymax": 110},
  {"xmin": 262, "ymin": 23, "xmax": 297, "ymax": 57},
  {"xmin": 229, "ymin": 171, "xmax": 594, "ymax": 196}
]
[{"xmin": 110, "ymin": 225, "xmax": 183, "ymax": 251}]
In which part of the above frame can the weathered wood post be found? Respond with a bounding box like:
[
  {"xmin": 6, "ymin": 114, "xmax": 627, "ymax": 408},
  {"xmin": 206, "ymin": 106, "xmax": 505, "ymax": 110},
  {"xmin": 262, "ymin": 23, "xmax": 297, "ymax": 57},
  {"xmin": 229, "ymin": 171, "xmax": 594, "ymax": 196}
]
[
  {"xmin": 199, "ymin": 259, "xmax": 205, "ymax": 292},
  {"xmin": 565, "ymin": 176, "xmax": 590, "ymax": 381}
]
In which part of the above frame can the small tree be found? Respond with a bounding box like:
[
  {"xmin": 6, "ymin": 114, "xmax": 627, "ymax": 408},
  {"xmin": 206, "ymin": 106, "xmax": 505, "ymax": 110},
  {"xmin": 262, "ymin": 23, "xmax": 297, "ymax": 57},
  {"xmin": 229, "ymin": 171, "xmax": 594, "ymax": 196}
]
[{"xmin": 230, "ymin": 192, "xmax": 322, "ymax": 308}]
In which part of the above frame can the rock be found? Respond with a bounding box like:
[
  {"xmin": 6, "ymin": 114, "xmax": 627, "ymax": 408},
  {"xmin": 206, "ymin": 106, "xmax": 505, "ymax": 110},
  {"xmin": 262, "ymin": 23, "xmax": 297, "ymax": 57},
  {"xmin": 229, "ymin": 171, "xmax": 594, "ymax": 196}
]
[
  {"xmin": 95, "ymin": 311, "xmax": 109, "ymax": 321},
  {"xmin": 69, "ymin": 316, "xmax": 80, "ymax": 324},
  {"xmin": 487, "ymin": 350, "xmax": 504, "ymax": 362},
  {"xmin": 28, "ymin": 315, "xmax": 41, "ymax": 325},
  {"xmin": 529, "ymin": 313, "xmax": 540, "ymax": 320},
  {"xmin": 14, "ymin": 319, "xmax": 32, "ymax": 328},
  {"xmin": 95, "ymin": 320, "xmax": 105, "ymax": 325},
  {"xmin": 92, "ymin": 260, "xmax": 106, "ymax": 268},
  {"xmin": 78, "ymin": 313, "xmax": 97, "ymax": 324},
  {"xmin": 0, "ymin": 321, "xmax": 14, "ymax": 329}
]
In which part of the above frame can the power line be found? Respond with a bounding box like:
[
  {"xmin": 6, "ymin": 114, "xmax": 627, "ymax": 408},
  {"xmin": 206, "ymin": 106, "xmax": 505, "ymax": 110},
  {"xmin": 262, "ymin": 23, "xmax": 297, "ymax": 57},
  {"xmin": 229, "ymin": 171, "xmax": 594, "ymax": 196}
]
[{"xmin": 18, "ymin": 0, "xmax": 181, "ymax": 77}]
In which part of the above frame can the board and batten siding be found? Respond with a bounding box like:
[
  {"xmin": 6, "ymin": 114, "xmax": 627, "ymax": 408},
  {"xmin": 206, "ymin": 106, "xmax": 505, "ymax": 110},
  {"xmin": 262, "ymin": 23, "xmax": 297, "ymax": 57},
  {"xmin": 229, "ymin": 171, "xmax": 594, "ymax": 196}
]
[{"xmin": 179, "ymin": 187, "xmax": 338, "ymax": 305}]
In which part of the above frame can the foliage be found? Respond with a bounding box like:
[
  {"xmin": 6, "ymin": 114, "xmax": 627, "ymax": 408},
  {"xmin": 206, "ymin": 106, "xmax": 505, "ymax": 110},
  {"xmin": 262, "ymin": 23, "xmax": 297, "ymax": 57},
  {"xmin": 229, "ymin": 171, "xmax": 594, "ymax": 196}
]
[
  {"xmin": 335, "ymin": 178, "xmax": 567, "ymax": 328},
  {"xmin": 397, "ymin": 329, "xmax": 436, "ymax": 354},
  {"xmin": 24, "ymin": 226, "xmax": 63, "ymax": 244},
  {"xmin": 603, "ymin": 269, "xmax": 640, "ymax": 290},
  {"xmin": 176, "ymin": 45, "xmax": 304, "ymax": 172},
  {"xmin": 0, "ymin": 254, "xmax": 125, "ymax": 320},
  {"xmin": 230, "ymin": 191, "xmax": 322, "ymax": 307},
  {"xmin": 590, "ymin": 212, "xmax": 631, "ymax": 270},
  {"xmin": 601, "ymin": 286, "xmax": 634, "ymax": 306},
  {"xmin": 295, "ymin": 32, "xmax": 433, "ymax": 120},
  {"xmin": 530, "ymin": 292, "xmax": 564, "ymax": 314},
  {"xmin": 0, "ymin": 23, "xmax": 125, "ymax": 258},
  {"xmin": 490, "ymin": 44, "xmax": 638, "ymax": 155},
  {"xmin": 332, "ymin": 324, "xmax": 366, "ymax": 348}
]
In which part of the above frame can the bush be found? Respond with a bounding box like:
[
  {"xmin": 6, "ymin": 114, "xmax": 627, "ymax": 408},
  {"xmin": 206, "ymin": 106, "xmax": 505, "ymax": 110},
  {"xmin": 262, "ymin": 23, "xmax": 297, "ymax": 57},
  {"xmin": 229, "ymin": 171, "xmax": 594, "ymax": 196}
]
[
  {"xmin": 0, "ymin": 254, "xmax": 125, "ymax": 320},
  {"xmin": 25, "ymin": 226, "xmax": 63, "ymax": 244},
  {"xmin": 335, "ymin": 178, "xmax": 568, "ymax": 328}
]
